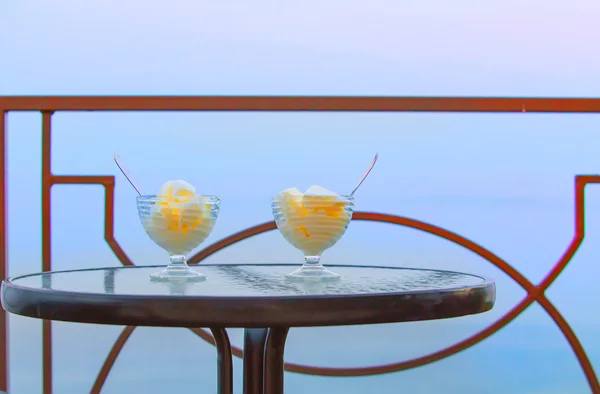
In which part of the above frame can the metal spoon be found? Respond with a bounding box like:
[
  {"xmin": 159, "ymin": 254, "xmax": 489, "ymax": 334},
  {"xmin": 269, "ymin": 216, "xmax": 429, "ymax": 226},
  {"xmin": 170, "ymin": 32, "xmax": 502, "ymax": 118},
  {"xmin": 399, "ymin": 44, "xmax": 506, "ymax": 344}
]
[
  {"xmin": 350, "ymin": 153, "xmax": 379, "ymax": 197},
  {"xmin": 114, "ymin": 153, "xmax": 144, "ymax": 196}
]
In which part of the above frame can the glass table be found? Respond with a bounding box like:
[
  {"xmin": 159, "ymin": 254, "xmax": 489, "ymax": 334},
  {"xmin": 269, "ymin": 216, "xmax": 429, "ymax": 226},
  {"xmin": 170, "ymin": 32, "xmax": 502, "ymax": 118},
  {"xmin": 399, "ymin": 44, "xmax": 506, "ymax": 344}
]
[{"xmin": 1, "ymin": 264, "xmax": 496, "ymax": 394}]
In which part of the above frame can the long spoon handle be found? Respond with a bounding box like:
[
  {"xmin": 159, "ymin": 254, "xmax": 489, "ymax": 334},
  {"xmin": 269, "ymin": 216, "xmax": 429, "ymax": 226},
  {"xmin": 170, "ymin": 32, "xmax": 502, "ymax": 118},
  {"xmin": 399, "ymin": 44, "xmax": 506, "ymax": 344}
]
[
  {"xmin": 350, "ymin": 153, "xmax": 379, "ymax": 197},
  {"xmin": 114, "ymin": 153, "xmax": 143, "ymax": 196}
]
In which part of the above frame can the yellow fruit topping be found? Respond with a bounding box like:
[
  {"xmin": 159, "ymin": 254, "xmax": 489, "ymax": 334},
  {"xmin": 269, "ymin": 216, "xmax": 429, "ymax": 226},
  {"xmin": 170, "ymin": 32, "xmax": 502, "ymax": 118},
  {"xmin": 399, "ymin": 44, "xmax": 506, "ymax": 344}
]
[
  {"xmin": 299, "ymin": 225, "xmax": 311, "ymax": 238},
  {"xmin": 153, "ymin": 180, "xmax": 207, "ymax": 233},
  {"xmin": 302, "ymin": 195, "xmax": 345, "ymax": 217}
]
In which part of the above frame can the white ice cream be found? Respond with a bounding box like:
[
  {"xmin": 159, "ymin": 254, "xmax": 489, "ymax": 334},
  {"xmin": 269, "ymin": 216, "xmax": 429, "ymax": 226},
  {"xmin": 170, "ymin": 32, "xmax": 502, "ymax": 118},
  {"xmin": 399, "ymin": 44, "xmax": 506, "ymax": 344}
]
[
  {"xmin": 304, "ymin": 184, "xmax": 338, "ymax": 196},
  {"xmin": 142, "ymin": 180, "xmax": 214, "ymax": 255},
  {"xmin": 275, "ymin": 185, "xmax": 352, "ymax": 256},
  {"xmin": 158, "ymin": 180, "xmax": 197, "ymax": 199}
]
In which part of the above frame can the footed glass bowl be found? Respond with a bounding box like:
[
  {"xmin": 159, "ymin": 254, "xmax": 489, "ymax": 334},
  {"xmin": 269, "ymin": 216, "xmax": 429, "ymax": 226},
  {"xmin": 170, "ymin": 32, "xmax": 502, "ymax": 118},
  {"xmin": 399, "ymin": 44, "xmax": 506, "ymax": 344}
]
[
  {"xmin": 272, "ymin": 194, "xmax": 354, "ymax": 281},
  {"xmin": 137, "ymin": 195, "xmax": 220, "ymax": 281}
]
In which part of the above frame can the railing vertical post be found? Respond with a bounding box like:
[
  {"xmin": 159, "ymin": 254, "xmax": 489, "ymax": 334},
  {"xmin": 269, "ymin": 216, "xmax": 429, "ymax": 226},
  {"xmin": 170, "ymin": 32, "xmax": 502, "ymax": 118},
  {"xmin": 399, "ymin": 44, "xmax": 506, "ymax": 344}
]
[
  {"xmin": 0, "ymin": 109, "xmax": 9, "ymax": 392},
  {"xmin": 41, "ymin": 111, "xmax": 54, "ymax": 394}
]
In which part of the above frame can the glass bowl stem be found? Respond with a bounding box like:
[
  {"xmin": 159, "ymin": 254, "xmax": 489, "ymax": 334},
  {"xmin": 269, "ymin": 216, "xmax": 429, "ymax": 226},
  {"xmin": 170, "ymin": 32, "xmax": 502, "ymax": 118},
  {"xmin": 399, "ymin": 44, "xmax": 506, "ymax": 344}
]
[{"xmin": 149, "ymin": 254, "xmax": 206, "ymax": 282}]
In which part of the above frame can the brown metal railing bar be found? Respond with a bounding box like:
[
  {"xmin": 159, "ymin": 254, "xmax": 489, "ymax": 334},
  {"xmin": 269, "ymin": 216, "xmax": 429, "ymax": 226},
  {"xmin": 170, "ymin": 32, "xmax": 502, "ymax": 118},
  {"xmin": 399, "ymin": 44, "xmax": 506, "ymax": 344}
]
[
  {"xmin": 532, "ymin": 175, "xmax": 600, "ymax": 392},
  {"xmin": 41, "ymin": 111, "xmax": 53, "ymax": 394},
  {"xmin": 52, "ymin": 175, "xmax": 115, "ymax": 184},
  {"xmin": 92, "ymin": 327, "xmax": 239, "ymax": 393},
  {"xmin": 537, "ymin": 296, "xmax": 600, "ymax": 392},
  {"xmin": 284, "ymin": 295, "xmax": 535, "ymax": 376},
  {"xmin": 538, "ymin": 176, "xmax": 600, "ymax": 291},
  {"xmin": 1, "ymin": 99, "xmax": 599, "ymax": 393},
  {"xmin": 0, "ymin": 110, "xmax": 8, "ymax": 392},
  {"xmin": 188, "ymin": 222, "xmax": 277, "ymax": 265},
  {"xmin": 103, "ymin": 180, "xmax": 135, "ymax": 266},
  {"xmin": 50, "ymin": 175, "xmax": 134, "ymax": 266},
  {"xmin": 90, "ymin": 326, "xmax": 136, "ymax": 394},
  {"xmin": 0, "ymin": 96, "xmax": 600, "ymax": 112}
]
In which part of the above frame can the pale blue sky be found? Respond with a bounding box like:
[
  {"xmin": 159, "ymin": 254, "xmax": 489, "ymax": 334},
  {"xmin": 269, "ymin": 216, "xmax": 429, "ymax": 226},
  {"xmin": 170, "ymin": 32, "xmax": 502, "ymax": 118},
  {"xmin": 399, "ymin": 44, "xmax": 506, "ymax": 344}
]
[{"xmin": 1, "ymin": 1, "xmax": 600, "ymax": 393}]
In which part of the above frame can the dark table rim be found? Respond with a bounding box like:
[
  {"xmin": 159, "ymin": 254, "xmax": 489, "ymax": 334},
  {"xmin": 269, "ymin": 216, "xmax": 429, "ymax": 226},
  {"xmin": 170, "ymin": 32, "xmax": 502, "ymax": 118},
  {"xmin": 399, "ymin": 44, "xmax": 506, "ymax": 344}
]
[
  {"xmin": 1, "ymin": 264, "xmax": 496, "ymax": 328},
  {"xmin": 4, "ymin": 263, "xmax": 494, "ymax": 299}
]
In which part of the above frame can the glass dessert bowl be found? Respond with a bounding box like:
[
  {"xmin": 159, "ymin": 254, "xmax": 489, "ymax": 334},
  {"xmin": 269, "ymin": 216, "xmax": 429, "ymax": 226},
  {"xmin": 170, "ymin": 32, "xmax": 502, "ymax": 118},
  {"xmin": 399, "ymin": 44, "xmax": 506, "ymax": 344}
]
[
  {"xmin": 137, "ymin": 180, "xmax": 220, "ymax": 282},
  {"xmin": 272, "ymin": 186, "xmax": 354, "ymax": 281}
]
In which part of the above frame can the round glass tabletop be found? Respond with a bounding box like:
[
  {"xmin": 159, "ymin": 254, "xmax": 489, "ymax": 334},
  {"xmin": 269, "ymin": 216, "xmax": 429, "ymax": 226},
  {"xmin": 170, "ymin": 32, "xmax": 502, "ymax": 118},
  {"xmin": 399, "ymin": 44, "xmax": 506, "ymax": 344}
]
[{"xmin": 1, "ymin": 264, "xmax": 495, "ymax": 328}]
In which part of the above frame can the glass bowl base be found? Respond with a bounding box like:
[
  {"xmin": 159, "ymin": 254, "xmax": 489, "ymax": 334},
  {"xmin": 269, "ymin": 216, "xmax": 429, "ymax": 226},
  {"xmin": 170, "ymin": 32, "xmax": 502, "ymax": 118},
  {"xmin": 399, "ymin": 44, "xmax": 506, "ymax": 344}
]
[
  {"xmin": 284, "ymin": 265, "xmax": 340, "ymax": 282},
  {"xmin": 149, "ymin": 266, "xmax": 206, "ymax": 282}
]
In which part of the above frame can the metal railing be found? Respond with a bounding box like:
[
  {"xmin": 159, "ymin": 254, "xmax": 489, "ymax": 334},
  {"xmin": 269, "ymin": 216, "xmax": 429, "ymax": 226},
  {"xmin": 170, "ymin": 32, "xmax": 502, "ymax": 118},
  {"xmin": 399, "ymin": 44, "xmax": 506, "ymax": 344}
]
[{"xmin": 1, "ymin": 96, "xmax": 600, "ymax": 394}]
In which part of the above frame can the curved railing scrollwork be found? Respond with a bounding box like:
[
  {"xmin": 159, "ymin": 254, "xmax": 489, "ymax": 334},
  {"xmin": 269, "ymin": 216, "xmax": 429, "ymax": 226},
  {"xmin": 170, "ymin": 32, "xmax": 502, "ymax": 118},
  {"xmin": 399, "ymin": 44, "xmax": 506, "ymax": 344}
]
[{"xmin": 0, "ymin": 96, "xmax": 599, "ymax": 393}]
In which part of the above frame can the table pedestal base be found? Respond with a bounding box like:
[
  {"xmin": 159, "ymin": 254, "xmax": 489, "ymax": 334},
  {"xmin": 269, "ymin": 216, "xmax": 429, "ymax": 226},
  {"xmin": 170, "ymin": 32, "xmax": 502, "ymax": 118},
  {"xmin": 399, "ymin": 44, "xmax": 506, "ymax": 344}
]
[
  {"xmin": 211, "ymin": 328, "xmax": 233, "ymax": 394},
  {"xmin": 210, "ymin": 327, "xmax": 290, "ymax": 394},
  {"xmin": 243, "ymin": 327, "xmax": 290, "ymax": 394}
]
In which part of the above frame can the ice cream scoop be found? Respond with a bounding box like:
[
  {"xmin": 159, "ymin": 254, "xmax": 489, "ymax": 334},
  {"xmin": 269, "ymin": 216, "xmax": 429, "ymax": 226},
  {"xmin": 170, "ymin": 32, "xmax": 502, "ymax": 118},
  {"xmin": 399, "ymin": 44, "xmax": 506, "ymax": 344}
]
[{"xmin": 150, "ymin": 180, "xmax": 210, "ymax": 238}]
